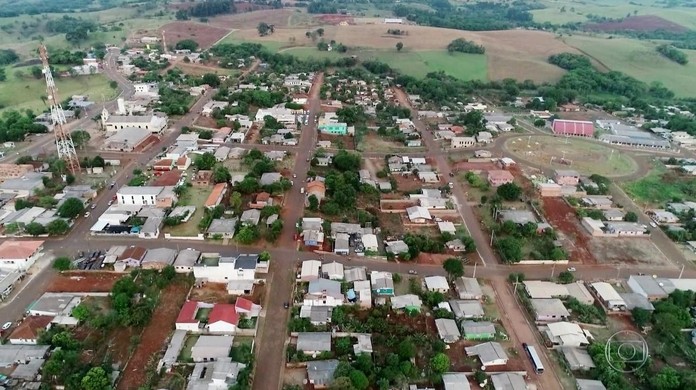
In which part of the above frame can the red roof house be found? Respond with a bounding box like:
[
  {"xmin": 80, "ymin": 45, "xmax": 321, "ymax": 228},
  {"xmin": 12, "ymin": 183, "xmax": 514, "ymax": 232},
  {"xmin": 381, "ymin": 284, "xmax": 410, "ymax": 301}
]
[
  {"xmin": 175, "ymin": 301, "xmax": 201, "ymax": 331},
  {"xmin": 8, "ymin": 315, "xmax": 53, "ymax": 344},
  {"xmin": 235, "ymin": 297, "xmax": 261, "ymax": 318},
  {"xmin": 208, "ymin": 304, "xmax": 239, "ymax": 333},
  {"xmin": 552, "ymin": 119, "xmax": 594, "ymax": 137}
]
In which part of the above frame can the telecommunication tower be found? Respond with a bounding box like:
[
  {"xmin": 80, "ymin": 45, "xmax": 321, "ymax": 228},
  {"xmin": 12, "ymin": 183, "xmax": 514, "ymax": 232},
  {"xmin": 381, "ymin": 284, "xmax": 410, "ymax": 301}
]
[{"xmin": 38, "ymin": 44, "xmax": 80, "ymax": 175}]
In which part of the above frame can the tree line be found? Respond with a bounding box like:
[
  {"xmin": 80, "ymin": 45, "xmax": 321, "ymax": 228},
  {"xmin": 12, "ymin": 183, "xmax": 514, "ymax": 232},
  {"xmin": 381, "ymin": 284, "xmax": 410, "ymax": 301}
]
[
  {"xmin": 393, "ymin": 2, "xmax": 536, "ymax": 31},
  {"xmin": 176, "ymin": 0, "xmax": 236, "ymax": 20},
  {"xmin": 547, "ymin": 52, "xmax": 592, "ymax": 70},
  {"xmin": 447, "ymin": 38, "xmax": 485, "ymax": 54},
  {"xmin": 656, "ymin": 44, "xmax": 689, "ymax": 65}
]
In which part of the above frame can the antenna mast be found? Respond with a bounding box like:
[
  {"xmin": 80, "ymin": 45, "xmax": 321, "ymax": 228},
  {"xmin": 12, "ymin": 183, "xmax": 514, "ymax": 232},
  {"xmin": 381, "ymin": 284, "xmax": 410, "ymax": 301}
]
[{"xmin": 39, "ymin": 44, "xmax": 80, "ymax": 175}]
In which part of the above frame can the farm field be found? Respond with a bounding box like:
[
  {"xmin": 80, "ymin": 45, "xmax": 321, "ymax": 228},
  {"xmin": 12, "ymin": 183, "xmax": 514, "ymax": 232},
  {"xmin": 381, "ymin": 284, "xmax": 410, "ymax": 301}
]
[
  {"xmin": 504, "ymin": 135, "xmax": 638, "ymax": 177},
  {"xmin": 531, "ymin": 0, "xmax": 696, "ymax": 30},
  {"xmin": 160, "ymin": 21, "xmax": 231, "ymax": 49},
  {"xmin": 562, "ymin": 35, "xmax": 696, "ymax": 98},
  {"xmin": 0, "ymin": 67, "xmax": 117, "ymax": 113}
]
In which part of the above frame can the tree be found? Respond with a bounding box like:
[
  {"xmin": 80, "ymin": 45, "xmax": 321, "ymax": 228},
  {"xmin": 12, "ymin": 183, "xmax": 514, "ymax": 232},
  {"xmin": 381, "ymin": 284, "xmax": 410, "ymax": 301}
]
[
  {"xmin": 258, "ymin": 22, "xmax": 272, "ymax": 36},
  {"xmin": 194, "ymin": 152, "xmax": 216, "ymax": 170},
  {"xmin": 81, "ymin": 367, "xmax": 111, "ymax": 390},
  {"xmin": 92, "ymin": 155, "xmax": 105, "ymax": 168},
  {"xmin": 175, "ymin": 39, "xmax": 199, "ymax": 51},
  {"xmin": 349, "ymin": 370, "xmax": 369, "ymax": 390},
  {"xmin": 213, "ymin": 165, "xmax": 232, "ymax": 183},
  {"xmin": 650, "ymin": 367, "xmax": 681, "ymax": 390},
  {"xmin": 53, "ymin": 256, "xmax": 72, "ymax": 271},
  {"xmin": 396, "ymin": 42, "xmax": 404, "ymax": 52},
  {"xmin": 496, "ymin": 182, "xmax": 522, "ymax": 201},
  {"xmin": 557, "ymin": 270, "xmax": 574, "ymax": 284},
  {"xmin": 496, "ymin": 237, "xmax": 523, "ymax": 263},
  {"xmin": 443, "ymin": 257, "xmax": 464, "ymax": 279},
  {"xmin": 259, "ymin": 251, "xmax": 271, "ymax": 262},
  {"xmin": 397, "ymin": 338, "xmax": 416, "ymax": 360},
  {"xmin": 58, "ymin": 197, "xmax": 85, "ymax": 218},
  {"xmin": 31, "ymin": 66, "xmax": 43, "ymax": 79},
  {"xmin": 317, "ymin": 28, "xmax": 325, "ymax": 37},
  {"xmin": 109, "ymin": 80, "xmax": 118, "ymax": 89},
  {"xmin": 230, "ymin": 191, "xmax": 242, "ymax": 211},
  {"xmin": 624, "ymin": 211, "xmax": 638, "ymax": 222},
  {"xmin": 71, "ymin": 303, "xmax": 90, "ymax": 321},
  {"xmin": 47, "ymin": 219, "xmax": 70, "ymax": 236},
  {"xmin": 430, "ymin": 353, "xmax": 450, "ymax": 373},
  {"xmin": 307, "ymin": 194, "xmax": 319, "ymax": 211},
  {"xmin": 25, "ymin": 222, "xmax": 46, "ymax": 236},
  {"xmin": 71, "ymin": 130, "xmax": 90, "ymax": 149},
  {"xmin": 236, "ymin": 226, "xmax": 259, "ymax": 244},
  {"xmin": 631, "ymin": 307, "xmax": 652, "ymax": 328}
]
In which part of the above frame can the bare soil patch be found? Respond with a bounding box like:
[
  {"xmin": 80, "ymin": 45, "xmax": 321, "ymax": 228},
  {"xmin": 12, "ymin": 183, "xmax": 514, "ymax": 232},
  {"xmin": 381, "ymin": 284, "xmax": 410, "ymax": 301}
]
[
  {"xmin": 585, "ymin": 15, "xmax": 688, "ymax": 33},
  {"xmin": 117, "ymin": 282, "xmax": 190, "ymax": 390},
  {"xmin": 541, "ymin": 197, "xmax": 596, "ymax": 264},
  {"xmin": 48, "ymin": 272, "xmax": 123, "ymax": 292},
  {"xmin": 160, "ymin": 22, "xmax": 231, "ymax": 49},
  {"xmin": 588, "ymin": 237, "xmax": 671, "ymax": 266}
]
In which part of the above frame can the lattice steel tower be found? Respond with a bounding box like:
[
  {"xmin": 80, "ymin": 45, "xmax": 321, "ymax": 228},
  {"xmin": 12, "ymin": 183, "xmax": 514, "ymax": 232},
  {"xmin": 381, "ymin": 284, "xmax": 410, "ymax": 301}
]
[{"xmin": 38, "ymin": 44, "xmax": 80, "ymax": 175}]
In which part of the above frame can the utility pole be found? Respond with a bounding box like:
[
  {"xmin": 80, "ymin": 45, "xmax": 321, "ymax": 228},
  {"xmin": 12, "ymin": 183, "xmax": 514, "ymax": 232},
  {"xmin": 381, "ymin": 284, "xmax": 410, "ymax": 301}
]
[
  {"xmin": 473, "ymin": 262, "xmax": 477, "ymax": 278},
  {"xmin": 490, "ymin": 230, "xmax": 495, "ymax": 246},
  {"xmin": 39, "ymin": 44, "xmax": 80, "ymax": 175},
  {"xmin": 679, "ymin": 264, "xmax": 685, "ymax": 279},
  {"xmin": 551, "ymin": 262, "xmax": 556, "ymax": 279}
]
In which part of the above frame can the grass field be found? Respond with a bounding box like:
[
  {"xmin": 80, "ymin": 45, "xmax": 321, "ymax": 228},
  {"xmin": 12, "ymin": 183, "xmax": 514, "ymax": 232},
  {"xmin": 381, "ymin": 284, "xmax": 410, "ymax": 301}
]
[
  {"xmin": 562, "ymin": 35, "xmax": 696, "ymax": 97},
  {"xmin": 165, "ymin": 186, "xmax": 211, "ymax": 237},
  {"xmin": 504, "ymin": 135, "xmax": 638, "ymax": 177},
  {"xmin": 0, "ymin": 66, "xmax": 117, "ymax": 113},
  {"xmin": 622, "ymin": 163, "xmax": 696, "ymax": 207},
  {"xmin": 532, "ymin": 0, "xmax": 696, "ymax": 30}
]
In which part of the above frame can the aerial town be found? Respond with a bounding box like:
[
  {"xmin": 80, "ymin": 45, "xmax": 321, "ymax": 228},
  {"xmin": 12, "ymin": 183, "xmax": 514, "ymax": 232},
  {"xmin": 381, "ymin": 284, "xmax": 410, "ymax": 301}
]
[{"xmin": 0, "ymin": 1, "xmax": 696, "ymax": 390}]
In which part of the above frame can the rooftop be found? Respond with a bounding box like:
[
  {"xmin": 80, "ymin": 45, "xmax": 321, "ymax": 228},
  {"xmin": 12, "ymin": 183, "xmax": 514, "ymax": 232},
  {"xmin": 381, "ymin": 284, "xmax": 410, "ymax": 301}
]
[{"xmin": 0, "ymin": 240, "xmax": 43, "ymax": 259}]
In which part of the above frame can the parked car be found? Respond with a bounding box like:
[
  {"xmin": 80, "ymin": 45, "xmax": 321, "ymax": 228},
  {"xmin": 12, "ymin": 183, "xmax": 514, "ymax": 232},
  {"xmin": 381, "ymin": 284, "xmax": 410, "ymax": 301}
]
[
  {"xmin": 408, "ymin": 270, "xmax": 417, "ymax": 275},
  {"xmin": 91, "ymin": 204, "xmax": 97, "ymax": 210},
  {"xmin": 567, "ymin": 267, "xmax": 576, "ymax": 272},
  {"xmin": 84, "ymin": 212, "xmax": 91, "ymax": 218},
  {"xmin": 283, "ymin": 302, "xmax": 290, "ymax": 309},
  {"xmin": 107, "ymin": 200, "xmax": 113, "ymax": 206},
  {"xmin": 1, "ymin": 322, "xmax": 12, "ymax": 331},
  {"xmin": 649, "ymin": 221, "xmax": 657, "ymax": 228}
]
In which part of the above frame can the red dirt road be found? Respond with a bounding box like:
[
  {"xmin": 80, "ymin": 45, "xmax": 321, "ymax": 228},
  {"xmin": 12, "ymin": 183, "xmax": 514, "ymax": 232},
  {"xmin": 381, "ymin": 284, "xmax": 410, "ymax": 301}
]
[
  {"xmin": 48, "ymin": 272, "xmax": 123, "ymax": 292},
  {"xmin": 116, "ymin": 282, "xmax": 190, "ymax": 390},
  {"xmin": 541, "ymin": 197, "xmax": 596, "ymax": 264}
]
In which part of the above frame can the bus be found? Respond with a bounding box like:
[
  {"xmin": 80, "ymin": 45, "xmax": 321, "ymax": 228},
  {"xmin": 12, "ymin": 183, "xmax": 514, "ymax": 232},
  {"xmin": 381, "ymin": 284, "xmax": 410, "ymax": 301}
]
[{"xmin": 523, "ymin": 343, "xmax": 544, "ymax": 374}]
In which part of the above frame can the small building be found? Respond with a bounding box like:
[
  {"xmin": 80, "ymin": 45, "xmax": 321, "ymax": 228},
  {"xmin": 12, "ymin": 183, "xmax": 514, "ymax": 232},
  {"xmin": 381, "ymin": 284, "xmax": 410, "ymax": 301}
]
[
  {"xmin": 605, "ymin": 222, "xmax": 646, "ymax": 237},
  {"xmin": 207, "ymin": 218, "xmax": 237, "ymax": 239},
  {"xmin": 454, "ymin": 277, "xmax": 483, "ymax": 300},
  {"xmin": 240, "ymin": 209, "xmax": 261, "ymax": 226},
  {"xmin": 187, "ymin": 358, "xmax": 246, "ymax": 389},
  {"xmin": 499, "ymin": 210, "xmax": 536, "ymax": 225},
  {"xmin": 353, "ymin": 334, "xmax": 373, "ymax": 355},
  {"xmin": 205, "ymin": 183, "xmax": 228, "ymax": 210},
  {"xmin": 590, "ymin": 282, "xmax": 626, "ymax": 310},
  {"xmin": 385, "ymin": 240, "xmax": 409, "ymax": 255},
  {"xmin": 334, "ymin": 233, "xmax": 350, "ymax": 255},
  {"xmin": 305, "ymin": 279, "xmax": 344, "ymax": 307},
  {"xmin": 0, "ymin": 345, "xmax": 49, "ymax": 366},
  {"xmin": 620, "ymin": 292, "xmax": 655, "ymax": 311},
  {"xmin": 371, "ymin": 271, "xmax": 394, "ymax": 296},
  {"xmin": 487, "ymin": 170, "xmax": 514, "ymax": 187},
  {"xmin": 7, "ymin": 316, "xmax": 53, "ymax": 345},
  {"xmin": 175, "ymin": 301, "xmax": 201, "ymax": 332},
  {"xmin": 173, "ymin": 249, "xmax": 200, "ymax": 273},
  {"xmin": 442, "ymin": 373, "xmax": 471, "ymax": 390},
  {"xmin": 530, "ymin": 298, "xmax": 570, "ymax": 322},
  {"xmin": 140, "ymin": 247, "xmax": 176, "ymax": 269},
  {"xmin": 207, "ymin": 304, "xmax": 240, "ymax": 333},
  {"xmin": 576, "ymin": 379, "xmax": 607, "ymax": 390},
  {"xmin": 190, "ymin": 335, "xmax": 234, "ymax": 362},
  {"xmin": 300, "ymin": 260, "xmax": 321, "ymax": 281},
  {"xmin": 552, "ymin": 119, "xmax": 594, "ymax": 137},
  {"xmin": 555, "ymin": 169, "xmax": 581, "ymax": 186},
  {"xmin": 259, "ymin": 172, "xmax": 282, "ymax": 186},
  {"xmin": 406, "ymin": 206, "xmax": 432, "ymax": 224},
  {"xmin": 344, "ymin": 267, "xmax": 367, "ymax": 282},
  {"xmin": 435, "ymin": 318, "xmax": 461, "ymax": 343},
  {"xmin": 0, "ymin": 240, "xmax": 44, "ymax": 271},
  {"xmin": 449, "ymin": 300, "xmax": 484, "ymax": 319},
  {"xmin": 545, "ymin": 321, "xmax": 590, "ymax": 347},
  {"xmin": 306, "ymin": 359, "xmax": 339, "ymax": 388},
  {"xmin": 451, "ymin": 136, "xmax": 476, "ymax": 149},
  {"xmin": 465, "ymin": 342, "xmax": 508, "ymax": 368},
  {"xmin": 560, "ymin": 347, "xmax": 595, "ymax": 371},
  {"xmin": 461, "ymin": 321, "xmax": 496, "ymax": 340},
  {"xmin": 300, "ymin": 305, "xmax": 332, "ymax": 325},
  {"xmin": 322, "ymin": 262, "xmax": 344, "ymax": 280},
  {"xmin": 649, "ymin": 209, "xmax": 679, "ymax": 224},
  {"xmin": 391, "ymin": 294, "xmax": 422, "ymax": 312},
  {"xmin": 424, "ymin": 276, "xmax": 450, "ymax": 293},
  {"xmin": 297, "ymin": 332, "xmax": 332, "ymax": 355},
  {"xmin": 490, "ymin": 372, "xmax": 527, "ymax": 390}
]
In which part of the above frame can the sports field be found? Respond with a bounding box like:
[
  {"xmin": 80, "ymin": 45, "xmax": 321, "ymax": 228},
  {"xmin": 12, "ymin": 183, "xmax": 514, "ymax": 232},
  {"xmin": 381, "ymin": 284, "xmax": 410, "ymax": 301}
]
[
  {"xmin": 0, "ymin": 66, "xmax": 117, "ymax": 113},
  {"xmin": 562, "ymin": 35, "xmax": 696, "ymax": 98},
  {"xmin": 504, "ymin": 135, "xmax": 638, "ymax": 177}
]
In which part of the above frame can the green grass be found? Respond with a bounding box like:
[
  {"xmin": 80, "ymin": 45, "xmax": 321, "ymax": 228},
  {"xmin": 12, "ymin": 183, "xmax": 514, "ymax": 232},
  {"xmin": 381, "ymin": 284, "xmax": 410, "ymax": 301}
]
[
  {"xmin": 178, "ymin": 334, "xmax": 199, "ymax": 362},
  {"xmin": 195, "ymin": 307, "xmax": 211, "ymax": 322},
  {"xmin": 622, "ymin": 163, "xmax": 696, "ymax": 207},
  {"xmin": 219, "ymin": 33, "xmax": 286, "ymax": 52},
  {"xmin": 562, "ymin": 35, "xmax": 696, "ymax": 98},
  {"xmin": 0, "ymin": 66, "xmax": 117, "ymax": 113},
  {"xmin": 165, "ymin": 185, "xmax": 212, "ymax": 237}
]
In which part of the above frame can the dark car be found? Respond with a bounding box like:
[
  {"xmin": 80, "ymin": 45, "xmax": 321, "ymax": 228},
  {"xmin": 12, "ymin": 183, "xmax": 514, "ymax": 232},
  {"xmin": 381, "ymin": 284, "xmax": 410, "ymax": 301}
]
[{"xmin": 283, "ymin": 302, "xmax": 290, "ymax": 309}]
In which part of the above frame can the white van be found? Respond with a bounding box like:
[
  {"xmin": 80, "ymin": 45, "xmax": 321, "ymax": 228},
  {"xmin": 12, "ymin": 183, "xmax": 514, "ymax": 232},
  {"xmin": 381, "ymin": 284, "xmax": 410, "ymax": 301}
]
[{"xmin": 300, "ymin": 187, "xmax": 305, "ymax": 194}]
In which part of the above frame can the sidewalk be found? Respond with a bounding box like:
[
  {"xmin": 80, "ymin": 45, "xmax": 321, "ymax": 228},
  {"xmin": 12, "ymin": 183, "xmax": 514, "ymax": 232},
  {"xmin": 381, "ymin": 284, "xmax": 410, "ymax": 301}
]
[{"xmin": 0, "ymin": 251, "xmax": 55, "ymax": 308}]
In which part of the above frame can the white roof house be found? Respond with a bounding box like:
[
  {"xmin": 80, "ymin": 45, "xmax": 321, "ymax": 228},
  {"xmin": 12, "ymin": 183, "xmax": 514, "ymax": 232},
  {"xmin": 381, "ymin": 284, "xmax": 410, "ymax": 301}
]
[
  {"xmin": 454, "ymin": 277, "xmax": 483, "ymax": 300},
  {"xmin": 560, "ymin": 347, "xmax": 595, "ymax": 371},
  {"xmin": 361, "ymin": 233, "xmax": 378, "ymax": 252},
  {"xmin": 465, "ymin": 342, "xmax": 508, "ymax": 367},
  {"xmin": 437, "ymin": 221, "xmax": 456, "ymax": 234},
  {"xmin": 391, "ymin": 294, "xmax": 422, "ymax": 310},
  {"xmin": 491, "ymin": 372, "xmax": 527, "ymax": 390},
  {"xmin": 576, "ymin": 379, "xmax": 607, "ymax": 390},
  {"xmin": 300, "ymin": 260, "xmax": 321, "ymax": 281},
  {"xmin": 449, "ymin": 300, "xmax": 484, "ymax": 319},
  {"xmin": 322, "ymin": 262, "xmax": 344, "ymax": 280},
  {"xmin": 435, "ymin": 319, "xmax": 461, "ymax": 343},
  {"xmin": 545, "ymin": 322, "xmax": 590, "ymax": 347},
  {"xmin": 424, "ymin": 276, "xmax": 450, "ymax": 293},
  {"xmin": 406, "ymin": 206, "xmax": 432, "ymax": 223},
  {"xmin": 442, "ymin": 373, "xmax": 470, "ymax": 390},
  {"xmin": 590, "ymin": 282, "xmax": 626, "ymax": 310},
  {"xmin": 530, "ymin": 298, "xmax": 570, "ymax": 322}
]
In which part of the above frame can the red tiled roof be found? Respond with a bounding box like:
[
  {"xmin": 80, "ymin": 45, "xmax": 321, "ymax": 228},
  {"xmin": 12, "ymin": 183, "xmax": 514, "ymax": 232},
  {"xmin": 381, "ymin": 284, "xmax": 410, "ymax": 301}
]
[
  {"xmin": 256, "ymin": 192, "xmax": 270, "ymax": 202},
  {"xmin": 9, "ymin": 315, "xmax": 53, "ymax": 341},
  {"xmin": 118, "ymin": 246, "xmax": 147, "ymax": 261},
  {"xmin": 235, "ymin": 297, "xmax": 254, "ymax": 312},
  {"xmin": 205, "ymin": 183, "xmax": 228, "ymax": 208},
  {"xmin": 488, "ymin": 170, "xmax": 514, "ymax": 181},
  {"xmin": 552, "ymin": 119, "xmax": 594, "ymax": 136},
  {"xmin": 0, "ymin": 240, "xmax": 43, "ymax": 260},
  {"xmin": 208, "ymin": 303, "xmax": 239, "ymax": 325},
  {"xmin": 176, "ymin": 301, "xmax": 200, "ymax": 324}
]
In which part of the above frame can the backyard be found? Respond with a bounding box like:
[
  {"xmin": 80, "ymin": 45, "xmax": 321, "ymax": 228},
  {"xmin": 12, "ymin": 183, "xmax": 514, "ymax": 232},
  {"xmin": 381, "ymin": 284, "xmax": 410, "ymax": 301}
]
[{"xmin": 164, "ymin": 185, "xmax": 213, "ymax": 237}]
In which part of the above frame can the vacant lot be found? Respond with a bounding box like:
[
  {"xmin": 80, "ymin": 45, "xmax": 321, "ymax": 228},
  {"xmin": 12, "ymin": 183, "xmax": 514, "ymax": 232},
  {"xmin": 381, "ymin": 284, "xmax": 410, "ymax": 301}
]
[
  {"xmin": 504, "ymin": 136, "xmax": 638, "ymax": 177},
  {"xmin": 542, "ymin": 197, "xmax": 595, "ymax": 264},
  {"xmin": 208, "ymin": 8, "xmax": 300, "ymax": 29},
  {"xmin": 563, "ymin": 35, "xmax": 696, "ymax": 98},
  {"xmin": 48, "ymin": 272, "xmax": 123, "ymax": 292},
  {"xmin": 165, "ymin": 185, "xmax": 212, "ymax": 236},
  {"xmin": 589, "ymin": 237, "xmax": 671, "ymax": 266},
  {"xmin": 623, "ymin": 164, "xmax": 696, "ymax": 207},
  {"xmin": 160, "ymin": 22, "xmax": 231, "ymax": 49},
  {"xmin": 585, "ymin": 15, "xmax": 688, "ymax": 32}
]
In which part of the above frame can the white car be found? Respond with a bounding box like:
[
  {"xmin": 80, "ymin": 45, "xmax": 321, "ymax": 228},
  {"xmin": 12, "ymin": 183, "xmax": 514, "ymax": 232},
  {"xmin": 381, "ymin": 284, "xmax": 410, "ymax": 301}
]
[
  {"xmin": 1, "ymin": 322, "xmax": 12, "ymax": 331},
  {"xmin": 84, "ymin": 212, "xmax": 91, "ymax": 218},
  {"xmin": 649, "ymin": 221, "xmax": 657, "ymax": 228},
  {"xmin": 567, "ymin": 267, "xmax": 576, "ymax": 272}
]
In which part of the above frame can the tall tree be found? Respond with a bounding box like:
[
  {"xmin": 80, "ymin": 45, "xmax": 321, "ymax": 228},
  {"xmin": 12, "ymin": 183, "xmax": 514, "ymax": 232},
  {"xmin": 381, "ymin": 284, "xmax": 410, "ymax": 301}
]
[{"xmin": 443, "ymin": 258, "xmax": 464, "ymax": 280}]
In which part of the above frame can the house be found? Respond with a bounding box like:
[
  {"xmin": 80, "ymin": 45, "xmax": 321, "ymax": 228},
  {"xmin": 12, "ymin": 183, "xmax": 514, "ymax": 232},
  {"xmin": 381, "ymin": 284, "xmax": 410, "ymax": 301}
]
[
  {"xmin": 260, "ymin": 172, "xmax": 282, "ymax": 186},
  {"xmin": 451, "ymin": 137, "xmax": 476, "ymax": 148},
  {"xmin": 300, "ymin": 260, "xmax": 321, "ymax": 281},
  {"xmin": 446, "ymin": 239, "xmax": 466, "ymax": 252},
  {"xmin": 118, "ymin": 246, "xmax": 147, "ymax": 268},
  {"xmin": 207, "ymin": 304, "xmax": 240, "ymax": 333},
  {"xmin": 174, "ymin": 249, "xmax": 201, "ymax": 273},
  {"xmin": 117, "ymin": 186, "xmax": 177, "ymax": 208},
  {"xmin": 552, "ymin": 119, "xmax": 594, "ymax": 137},
  {"xmin": 487, "ymin": 170, "xmax": 514, "ymax": 187},
  {"xmin": 576, "ymin": 379, "xmax": 607, "ymax": 390},
  {"xmin": 560, "ymin": 346, "xmax": 595, "ymax": 371},
  {"xmin": 0, "ymin": 172, "xmax": 46, "ymax": 198},
  {"xmin": 465, "ymin": 342, "xmax": 509, "ymax": 368},
  {"xmin": 249, "ymin": 192, "xmax": 272, "ymax": 209},
  {"xmin": 306, "ymin": 359, "xmax": 339, "ymax": 388},
  {"xmin": 190, "ymin": 335, "xmax": 234, "ymax": 362},
  {"xmin": 101, "ymin": 109, "xmax": 167, "ymax": 134},
  {"xmin": 0, "ymin": 240, "xmax": 43, "ymax": 271},
  {"xmin": 214, "ymin": 146, "xmax": 231, "ymax": 162},
  {"xmin": 461, "ymin": 321, "xmax": 496, "ymax": 340},
  {"xmin": 424, "ymin": 276, "xmax": 450, "ymax": 293},
  {"xmin": 344, "ymin": 267, "xmax": 367, "ymax": 282},
  {"xmin": 306, "ymin": 181, "xmax": 327, "ymax": 203},
  {"xmin": 406, "ymin": 206, "xmax": 432, "ymax": 224},
  {"xmin": 193, "ymin": 254, "xmax": 261, "ymax": 283},
  {"xmin": 435, "ymin": 318, "xmax": 461, "ymax": 343},
  {"xmin": 545, "ymin": 322, "xmax": 590, "ymax": 347},
  {"xmin": 305, "ymin": 279, "xmax": 344, "ymax": 306},
  {"xmin": 7, "ymin": 316, "xmax": 52, "ymax": 345},
  {"xmin": 334, "ymin": 233, "xmax": 350, "ymax": 255},
  {"xmin": 590, "ymin": 282, "xmax": 627, "ymax": 310},
  {"xmin": 0, "ymin": 345, "xmax": 49, "ymax": 366},
  {"xmin": 442, "ymin": 373, "xmax": 471, "ymax": 390},
  {"xmin": 454, "ymin": 277, "xmax": 483, "ymax": 300},
  {"xmin": 205, "ymin": 183, "xmax": 228, "ymax": 209},
  {"xmin": 322, "ymin": 262, "xmax": 344, "ymax": 280},
  {"xmin": 605, "ymin": 222, "xmax": 646, "ymax": 236},
  {"xmin": 530, "ymin": 298, "xmax": 570, "ymax": 322},
  {"xmin": 140, "ymin": 247, "xmax": 177, "ymax": 269},
  {"xmin": 361, "ymin": 233, "xmax": 379, "ymax": 253},
  {"xmin": 297, "ymin": 332, "xmax": 332, "ymax": 354},
  {"xmin": 649, "ymin": 209, "xmax": 679, "ymax": 224},
  {"xmin": 476, "ymin": 131, "xmax": 493, "ymax": 144},
  {"xmin": 371, "ymin": 271, "xmax": 394, "ymax": 296},
  {"xmin": 555, "ymin": 169, "xmax": 581, "ymax": 186},
  {"xmin": 175, "ymin": 300, "xmax": 201, "ymax": 332},
  {"xmin": 391, "ymin": 294, "xmax": 422, "ymax": 312},
  {"xmin": 318, "ymin": 118, "xmax": 349, "ymax": 135},
  {"xmin": 187, "ymin": 358, "xmax": 246, "ymax": 389},
  {"xmin": 603, "ymin": 208, "xmax": 625, "ymax": 221},
  {"xmin": 240, "ymin": 209, "xmax": 261, "ymax": 226},
  {"xmin": 352, "ymin": 334, "xmax": 373, "ymax": 355},
  {"xmin": 438, "ymin": 221, "xmax": 456, "ymax": 234},
  {"xmin": 417, "ymin": 171, "xmax": 439, "ymax": 183},
  {"xmin": 627, "ymin": 275, "xmax": 675, "ymax": 301},
  {"xmin": 490, "ymin": 373, "xmax": 527, "ymax": 390},
  {"xmin": 207, "ymin": 218, "xmax": 237, "ymax": 239},
  {"xmin": 202, "ymin": 101, "xmax": 229, "ymax": 116},
  {"xmin": 581, "ymin": 217, "xmax": 605, "ymax": 236},
  {"xmin": 620, "ymin": 292, "xmax": 655, "ymax": 311},
  {"xmin": 385, "ymin": 240, "xmax": 409, "ymax": 255},
  {"xmin": 449, "ymin": 300, "xmax": 484, "ymax": 319}
]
